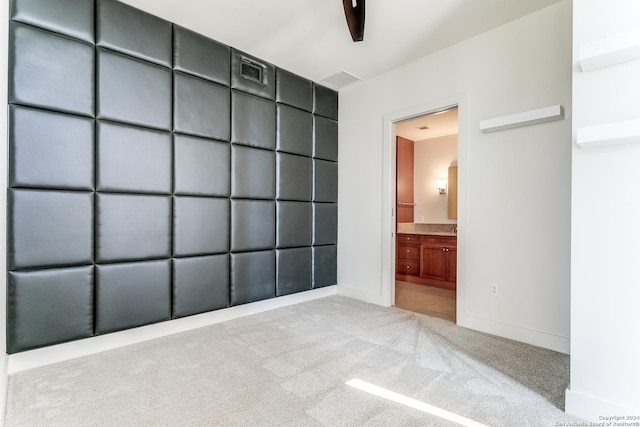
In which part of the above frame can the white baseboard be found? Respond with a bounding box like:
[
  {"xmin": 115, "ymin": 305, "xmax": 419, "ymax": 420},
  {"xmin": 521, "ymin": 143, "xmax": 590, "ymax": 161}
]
[
  {"xmin": 565, "ymin": 388, "xmax": 640, "ymax": 421},
  {"xmin": 8, "ymin": 286, "xmax": 337, "ymax": 374},
  {"xmin": 456, "ymin": 311, "xmax": 570, "ymax": 354},
  {"xmin": 337, "ymin": 285, "xmax": 390, "ymax": 307}
]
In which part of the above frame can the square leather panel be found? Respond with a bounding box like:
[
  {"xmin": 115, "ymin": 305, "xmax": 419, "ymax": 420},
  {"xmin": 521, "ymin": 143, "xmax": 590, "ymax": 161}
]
[
  {"xmin": 174, "ymin": 25, "xmax": 231, "ymax": 86},
  {"xmin": 11, "ymin": 0, "xmax": 94, "ymax": 43},
  {"xmin": 230, "ymin": 251, "xmax": 275, "ymax": 305},
  {"xmin": 313, "ymin": 245, "xmax": 337, "ymax": 288},
  {"xmin": 276, "ymin": 68, "xmax": 312, "ymax": 112},
  {"xmin": 231, "ymin": 145, "xmax": 275, "ymax": 199},
  {"xmin": 96, "ymin": 260, "xmax": 171, "ymax": 334},
  {"xmin": 9, "ymin": 189, "xmax": 93, "ymax": 269},
  {"xmin": 173, "ymin": 254, "xmax": 229, "ymax": 318},
  {"xmin": 97, "ymin": 121, "xmax": 172, "ymax": 194},
  {"xmin": 96, "ymin": 0, "xmax": 172, "ymax": 67},
  {"xmin": 276, "ymin": 247, "xmax": 312, "ymax": 297},
  {"xmin": 231, "ymin": 200, "xmax": 275, "ymax": 252},
  {"xmin": 97, "ymin": 49, "xmax": 172, "ymax": 131},
  {"xmin": 9, "ymin": 22, "xmax": 94, "ymax": 117},
  {"xmin": 277, "ymin": 153, "xmax": 312, "ymax": 201},
  {"xmin": 174, "ymin": 197, "xmax": 230, "ymax": 257},
  {"xmin": 174, "ymin": 72, "xmax": 231, "ymax": 141},
  {"xmin": 313, "ymin": 83, "xmax": 338, "ymax": 120},
  {"xmin": 313, "ymin": 116, "xmax": 338, "ymax": 162},
  {"xmin": 313, "ymin": 159, "xmax": 338, "ymax": 203},
  {"xmin": 7, "ymin": 266, "xmax": 94, "ymax": 354},
  {"xmin": 96, "ymin": 193, "xmax": 171, "ymax": 262},
  {"xmin": 277, "ymin": 105, "xmax": 312, "ymax": 157},
  {"xmin": 231, "ymin": 91, "xmax": 276, "ymax": 150},
  {"xmin": 231, "ymin": 49, "xmax": 276, "ymax": 100},
  {"xmin": 313, "ymin": 203, "xmax": 338, "ymax": 246},
  {"xmin": 174, "ymin": 135, "xmax": 230, "ymax": 197},
  {"xmin": 276, "ymin": 201, "xmax": 312, "ymax": 249},
  {"xmin": 9, "ymin": 106, "xmax": 94, "ymax": 190}
]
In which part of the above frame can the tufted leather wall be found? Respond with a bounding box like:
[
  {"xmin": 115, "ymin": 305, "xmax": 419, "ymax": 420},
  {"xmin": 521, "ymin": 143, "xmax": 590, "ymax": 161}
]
[{"xmin": 7, "ymin": 0, "xmax": 338, "ymax": 354}]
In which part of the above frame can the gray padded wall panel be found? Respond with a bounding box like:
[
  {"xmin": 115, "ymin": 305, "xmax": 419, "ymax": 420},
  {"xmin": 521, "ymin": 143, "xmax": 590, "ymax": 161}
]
[
  {"xmin": 313, "ymin": 245, "xmax": 337, "ymax": 288},
  {"xmin": 313, "ymin": 83, "xmax": 338, "ymax": 120},
  {"xmin": 174, "ymin": 25, "xmax": 231, "ymax": 86},
  {"xmin": 174, "ymin": 197, "xmax": 229, "ymax": 256},
  {"xmin": 97, "ymin": 121, "xmax": 172, "ymax": 194},
  {"xmin": 230, "ymin": 251, "xmax": 275, "ymax": 305},
  {"xmin": 231, "ymin": 200, "xmax": 275, "ymax": 252},
  {"xmin": 7, "ymin": 0, "xmax": 338, "ymax": 353},
  {"xmin": 96, "ymin": 260, "xmax": 171, "ymax": 334},
  {"xmin": 9, "ymin": 106, "xmax": 94, "ymax": 190},
  {"xmin": 276, "ymin": 68, "xmax": 312, "ymax": 112},
  {"xmin": 276, "ymin": 153, "xmax": 312, "ymax": 201},
  {"xmin": 276, "ymin": 248, "xmax": 312, "ymax": 296},
  {"xmin": 313, "ymin": 159, "xmax": 338, "ymax": 203},
  {"xmin": 313, "ymin": 116, "xmax": 339, "ymax": 162},
  {"xmin": 9, "ymin": 22, "xmax": 94, "ymax": 116},
  {"xmin": 174, "ymin": 73, "xmax": 231, "ymax": 140},
  {"xmin": 11, "ymin": 0, "xmax": 94, "ymax": 43},
  {"xmin": 97, "ymin": 49, "xmax": 172, "ymax": 130},
  {"xmin": 231, "ymin": 50, "xmax": 276, "ymax": 100},
  {"xmin": 174, "ymin": 135, "xmax": 230, "ymax": 197},
  {"xmin": 277, "ymin": 104, "xmax": 312, "ymax": 157},
  {"xmin": 173, "ymin": 255, "xmax": 229, "ymax": 318},
  {"xmin": 9, "ymin": 189, "xmax": 93, "ymax": 269},
  {"xmin": 97, "ymin": 194, "xmax": 171, "ymax": 262},
  {"xmin": 96, "ymin": 0, "xmax": 172, "ymax": 67},
  {"xmin": 276, "ymin": 201, "xmax": 312, "ymax": 249},
  {"xmin": 8, "ymin": 266, "xmax": 94, "ymax": 353},
  {"xmin": 232, "ymin": 91, "xmax": 276, "ymax": 149},
  {"xmin": 231, "ymin": 145, "xmax": 275, "ymax": 199},
  {"xmin": 313, "ymin": 203, "xmax": 338, "ymax": 246}
]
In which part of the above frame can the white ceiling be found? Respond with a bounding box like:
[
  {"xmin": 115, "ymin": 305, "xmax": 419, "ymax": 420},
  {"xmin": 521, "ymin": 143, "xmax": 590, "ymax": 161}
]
[
  {"xmin": 396, "ymin": 108, "xmax": 458, "ymax": 142},
  {"xmin": 121, "ymin": 0, "xmax": 561, "ymax": 88}
]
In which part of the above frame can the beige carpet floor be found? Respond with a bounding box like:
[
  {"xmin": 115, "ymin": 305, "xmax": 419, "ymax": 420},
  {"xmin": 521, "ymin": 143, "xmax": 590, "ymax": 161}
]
[{"xmin": 4, "ymin": 295, "xmax": 583, "ymax": 426}]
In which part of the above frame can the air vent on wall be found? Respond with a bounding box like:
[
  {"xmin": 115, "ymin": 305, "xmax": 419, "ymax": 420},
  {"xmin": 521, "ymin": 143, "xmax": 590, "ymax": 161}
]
[{"xmin": 240, "ymin": 58, "xmax": 264, "ymax": 85}]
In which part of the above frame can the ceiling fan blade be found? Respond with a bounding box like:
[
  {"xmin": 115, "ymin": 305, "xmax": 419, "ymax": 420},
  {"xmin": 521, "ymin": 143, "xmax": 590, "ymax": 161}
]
[{"xmin": 343, "ymin": 0, "xmax": 365, "ymax": 42}]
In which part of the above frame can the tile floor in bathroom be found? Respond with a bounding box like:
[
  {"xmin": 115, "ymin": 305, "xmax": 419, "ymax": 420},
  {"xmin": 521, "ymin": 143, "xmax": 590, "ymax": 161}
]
[{"xmin": 394, "ymin": 280, "xmax": 456, "ymax": 322}]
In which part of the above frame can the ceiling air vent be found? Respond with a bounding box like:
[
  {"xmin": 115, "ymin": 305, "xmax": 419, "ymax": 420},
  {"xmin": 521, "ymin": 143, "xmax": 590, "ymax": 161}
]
[{"xmin": 240, "ymin": 58, "xmax": 264, "ymax": 85}]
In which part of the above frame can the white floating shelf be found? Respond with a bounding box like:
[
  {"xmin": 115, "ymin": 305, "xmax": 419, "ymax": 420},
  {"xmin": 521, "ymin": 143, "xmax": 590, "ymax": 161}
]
[
  {"xmin": 480, "ymin": 105, "xmax": 564, "ymax": 133},
  {"xmin": 576, "ymin": 118, "xmax": 640, "ymax": 149},
  {"xmin": 579, "ymin": 28, "xmax": 640, "ymax": 72}
]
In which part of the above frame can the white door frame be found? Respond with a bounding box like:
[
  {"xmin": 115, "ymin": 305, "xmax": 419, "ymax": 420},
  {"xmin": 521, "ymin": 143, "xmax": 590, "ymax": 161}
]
[{"xmin": 380, "ymin": 93, "xmax": 468, "ymax": 320}]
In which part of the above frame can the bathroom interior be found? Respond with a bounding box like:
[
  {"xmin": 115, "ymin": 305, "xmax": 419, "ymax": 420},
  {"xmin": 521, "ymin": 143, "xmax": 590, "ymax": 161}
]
[{"xmin": 394, "ymin": 107, "xmax": 458, "ymax": 321}]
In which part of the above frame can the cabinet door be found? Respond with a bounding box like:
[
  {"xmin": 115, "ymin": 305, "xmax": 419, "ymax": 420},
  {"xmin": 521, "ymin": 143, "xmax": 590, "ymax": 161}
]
[
  {"xmin": 446, "ymin": 247, "xmax": 457, "ymax": 282},
  {"xmin": 421, "ymin": 246, "xmax": 447, "ymax": 280},
  {"xmin": 396, "ymin": 136, "xmax": 414, "ymax": 222}
]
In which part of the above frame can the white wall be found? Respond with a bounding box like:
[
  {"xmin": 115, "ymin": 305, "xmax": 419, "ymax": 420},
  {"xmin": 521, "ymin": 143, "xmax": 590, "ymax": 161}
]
[
  {"xmin": 337, "ymin": 1, "xmax": 572, "ymax": 353},
  {"xmin": 413, "ymin": 134, "xmax": 457, "ymax": 224},
  {"xmin": 567, "ymin": 0, "xmax": 640, "ymax": 419}
]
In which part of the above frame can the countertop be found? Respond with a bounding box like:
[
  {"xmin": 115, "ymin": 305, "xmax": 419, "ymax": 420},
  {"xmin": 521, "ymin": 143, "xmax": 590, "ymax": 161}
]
[{"xmin": 398, "ymin": 231, "xmax": 457, "ymax": 237}]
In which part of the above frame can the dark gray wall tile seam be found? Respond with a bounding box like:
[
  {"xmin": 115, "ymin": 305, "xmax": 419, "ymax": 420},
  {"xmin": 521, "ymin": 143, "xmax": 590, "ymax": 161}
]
[
  {"xmin": 9, "ymin": 19, "xmax": 94, "ymax": 47},
  {"xmin": 95, "ymin": 44, "xmax": 173, "ymax": 70},
  {"xmin": 229, "ymin": 141, "xmax": 278, "ymax": 153},
  {"xmin": 95, "ymin": 118, "xmax": 173, "ymax": 140},
  {"xmin": 8, "ymin": 263, "xmax": 96, "ymax": 274},
  {"xmin": 275, "ymin": 99, "xmax": 313, "ymax": 114},
  {"xmin": 172, "ymin": 131, "xmax": 230, "ymax": 145}
]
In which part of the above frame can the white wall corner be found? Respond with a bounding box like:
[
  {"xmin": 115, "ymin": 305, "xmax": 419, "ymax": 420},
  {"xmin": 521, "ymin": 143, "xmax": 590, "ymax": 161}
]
[
  {"xmin": 579, "ymin": 28, "xmax": 640, "ymax": 72},
  {"xmin": 480, "ymin": 105, "xmax": 565, "ymax": 133},
  {"xmin": 576, "ymin": 118, "xmax": 640, "ymax": 148},
  {"xmin": 565, "ymin": 387, "xmax": 640, "ymax": 422},
  {"xmin": 337, "ymin": 284, "xmax": 390, "ymax": 307}
]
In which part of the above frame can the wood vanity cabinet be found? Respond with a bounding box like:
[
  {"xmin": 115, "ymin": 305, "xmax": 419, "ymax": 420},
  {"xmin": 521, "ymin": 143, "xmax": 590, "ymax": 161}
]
[
  {"xmin": 396, "ymin": 234, "xmax": 420, "ymax": 276},
  {"xmin": 421, "ymin": 236, "xmax": 457, "ymax": 285}
]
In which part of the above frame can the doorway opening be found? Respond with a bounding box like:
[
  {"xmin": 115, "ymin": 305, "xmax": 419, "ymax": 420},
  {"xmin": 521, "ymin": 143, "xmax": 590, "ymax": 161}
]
[{"xmin": 393, "ymin": 107, "xmax": 459, "ymax": 322}]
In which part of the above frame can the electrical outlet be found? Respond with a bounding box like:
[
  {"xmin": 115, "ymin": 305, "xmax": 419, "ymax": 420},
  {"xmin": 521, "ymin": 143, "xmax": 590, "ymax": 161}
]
[{"xmin": 490, "ymin": 284, "xmax": 499, "ymax": 296}]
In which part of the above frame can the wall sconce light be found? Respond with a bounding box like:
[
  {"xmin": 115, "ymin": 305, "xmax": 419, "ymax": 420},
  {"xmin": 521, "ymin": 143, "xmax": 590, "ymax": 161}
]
[{"xmin": 436, "ymin": 178, "xmax": 447, "ymax": 194}]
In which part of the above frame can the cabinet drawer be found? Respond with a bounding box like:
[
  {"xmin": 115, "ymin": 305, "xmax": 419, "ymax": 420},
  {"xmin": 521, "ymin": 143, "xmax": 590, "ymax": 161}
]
[
  {"xmin": 398, "ymin": 234, "xmax": 420, "ymax": 244},
  {"xmin": 397, "ymin": 260, "xmax": 419, "ymax": 276},
  {"xmin": 421, "ymin": 235, "xmax": 457, "ymax": 248},
  {"xmin": 398, "ymin": 245, "xmax": 420, "ymax": 260}
]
